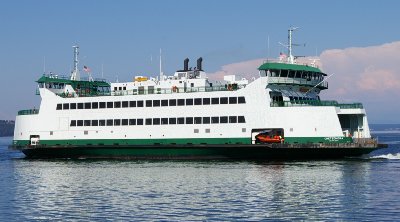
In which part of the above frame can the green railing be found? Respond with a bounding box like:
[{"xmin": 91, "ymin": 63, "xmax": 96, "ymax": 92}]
[
  {"xmin": 18, "ymin": 109, "xmax": 39, "ymax": 115},
  {"xmin": 271, "ymin": 100, "xmax": 363, "ymax": 109},
  {"xmin": 268, "ymin": 77, "xmax": 328, "ymax": 89}
]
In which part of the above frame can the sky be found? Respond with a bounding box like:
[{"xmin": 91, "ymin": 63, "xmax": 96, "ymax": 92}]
[{"xmin": 0, "ymin": 0, "xmax": 399, "ymax": 123}]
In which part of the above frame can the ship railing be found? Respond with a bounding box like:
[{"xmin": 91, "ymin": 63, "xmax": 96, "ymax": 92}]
[
  {"xmin": 268, "ymin": 77, "xmax": 328, "ymax": 89},
  {"xmin": 271, "ymin": 100, "xmax": 364, "ymax": 109},
  {"xmin": 55, "ymin": 84, "xmax": 246, "ymax": 98},
  {"xmin": 17, "ymin": 109, "xmax": 39, "ymax": 115},
  {"xmin": 111, "ymin": 85, "xmax": 245, "ymax": 96},
  {"xmin": 353, "ymin": 138, "xmax": 377, "ymax": 145}
]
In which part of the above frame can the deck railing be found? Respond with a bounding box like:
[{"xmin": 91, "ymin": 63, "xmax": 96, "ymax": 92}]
[
  {"xmin": 17, "ymin": 109, "xmax": 39, "ymax": 115},
  {"xmin": 270, "ymin": 100, "xmax": 363, "ymax": 109},
  {"xmin": 57, "ymin": 85, "xmax": 246, "ymax": 98},
  {"xmin": 268, "ymin": 77, "xmax": 328, "ymax": 89}
]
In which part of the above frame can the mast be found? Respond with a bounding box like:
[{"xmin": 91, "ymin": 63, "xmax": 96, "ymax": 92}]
[
  {"xmin": 70, "ymin": 45, "xmax": 80, "ymax": 81},
  {"xmin": 159, "ymin": 48, "xmax": 164, "ymax": 81},
  {"xmin": 287, "ymin": 27, "xmax": 298, "ymax": 64}
]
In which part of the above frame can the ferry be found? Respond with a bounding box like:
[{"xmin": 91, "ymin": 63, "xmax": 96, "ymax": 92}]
[{"xmin": 11, "ymin": 28, "xmax": 386, "ymax": 159}]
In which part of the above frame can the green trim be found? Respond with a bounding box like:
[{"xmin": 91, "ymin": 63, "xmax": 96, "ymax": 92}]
[
  {"xmin": 284, "ymin": 137, "xmax": 353, "ymax": 144},
  {"xmin": 258, "ymin": 62, "xmax": 323, "ymax": 73},
  {"xmin": 13, "ymin": 136, "xmax": 353, "ymax": 147},
  {"xmin": 37, "ymin": 75, "xmax": 110, "ymax": 87},
  {"xmin": 13, "ymin": 138, "xmax": 251, "ymax": 147}
]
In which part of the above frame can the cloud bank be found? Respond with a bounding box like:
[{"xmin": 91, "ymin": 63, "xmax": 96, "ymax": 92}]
[{"xmin": 207, "ymin": 41, "xmax": 400, "ymax": 122}]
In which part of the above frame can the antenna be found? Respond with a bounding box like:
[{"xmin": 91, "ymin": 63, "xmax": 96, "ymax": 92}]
[
  {"xmin": 43, "ymin": 56, "xmax": 46, "ymax": 74},
  {"xmin": 101, "ymin": 64, "xmax": 104, "ymax": 78},
  {"xmin": 159, "ymin": 48, "xmax": 164, "ymax": 81},
  {"xmin": 267, "ymin": 35, "xmax": 270, "ymax": 59}
]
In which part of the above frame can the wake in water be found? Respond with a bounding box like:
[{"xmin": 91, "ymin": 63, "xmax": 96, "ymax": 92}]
[{"xmin": 369, "ymin": 153, "xmax": 400, "ymax": 160}]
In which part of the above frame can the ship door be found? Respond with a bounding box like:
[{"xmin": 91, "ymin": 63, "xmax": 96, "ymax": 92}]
[{"xmin": 30, "ymin": 135, "xmax": 40, "ymax": 146}]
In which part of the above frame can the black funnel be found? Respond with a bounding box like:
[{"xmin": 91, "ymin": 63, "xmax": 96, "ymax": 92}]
[
  {"xmin": 184, "ymin": 58, "xmax": 189, "ymax": 71},
  {"xmin": 197, "ymin": 57, "xmax": 203, "ymax": 71}
]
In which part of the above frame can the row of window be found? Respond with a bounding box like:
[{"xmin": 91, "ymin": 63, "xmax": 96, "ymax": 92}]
[
  {"xmin": 57, "ymin": 96, "xmax": 246, "ymax": 110},
  {"xmin": 70, "ymin": 116, "xmax": 246, "ymax": 127}
]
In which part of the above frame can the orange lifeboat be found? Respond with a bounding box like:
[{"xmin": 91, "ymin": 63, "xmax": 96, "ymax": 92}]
[{"xmin": 256, "ymin": 134, "xmax": 284, "ymax": 143}]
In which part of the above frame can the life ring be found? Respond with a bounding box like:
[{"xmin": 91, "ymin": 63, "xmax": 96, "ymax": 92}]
[
  {"xmin": 227, "ymin": 84, "xmax": 233, "ymax": 91},
  {"xmin": 172, "ymin": 86, "xmax": 178, "ymax": 92}
]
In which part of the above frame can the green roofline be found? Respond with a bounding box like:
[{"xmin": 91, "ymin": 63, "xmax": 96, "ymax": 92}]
[
  {"xmin": 36, "ymin": 75, "xmax": 110, "ymax": 87},
  {"xmin": 258, "ymin": 62, "xmax": 326, "ymax": 75}
]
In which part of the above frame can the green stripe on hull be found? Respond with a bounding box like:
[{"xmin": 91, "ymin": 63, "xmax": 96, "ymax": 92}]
[{"xmin": 12, "ymin": 136, "xmax": 353, "ymax": 147}]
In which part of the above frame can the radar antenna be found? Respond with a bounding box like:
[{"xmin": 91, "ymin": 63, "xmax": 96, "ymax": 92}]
[{"xmin": 278, "ymin": 27, "xmax": 304, "ymax": 64}]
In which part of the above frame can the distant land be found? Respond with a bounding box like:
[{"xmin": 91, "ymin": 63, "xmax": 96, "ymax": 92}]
[{"xmin": 0, "ymin": 120, "xmax": 15, "ymax": 137}]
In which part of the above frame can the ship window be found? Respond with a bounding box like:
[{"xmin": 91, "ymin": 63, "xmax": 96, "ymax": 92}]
[
  {"xmin": 56, "ymin": 104, "xmax": 62, "ymax": 110},
  {"xmin": 238, "ymin": 97, "xmax": 246, "ymax": 104},
  {"xmin": 145, "ymin": 118, "xmax": 152, "ymax": 125},
  {"xmin": 99, "ymin": 102, "xmax": 106, "ymax": 109},
  {"xmin": 229, "ymin": 116, "xmax": 237, "ymax": 123},
  {"xmin": 119, "ymin": 87, "xmax": 122, "ymax": 90},
  {"xmin": 146, "ymin": 100, "xmax": 152, "ymax": 107},
  {"xmin": 289, "ymin": 70, "xmax": 296, "ymax": 78},
  {"xmin": 169, "ymin": 99, "xmax": 177, "ymax": 106},
  {"xmin": 92, "ymin": 120, "xmax": 98, "ymax": 126},
  {"xmin": 123, "ymin": 87, "xmax": 126, "ymax": 90},
  {"xmin": 211, "ymin": 116, "xmax": 219, "ymax": 124},
  {"xmin": 114, "ymin": 101, "xmax": 121, "ymax": 108},
  {"xmin": 122, "ymin": 101, "xmax": 129, "ymax": 108},
  {"xmin": 70, "ymin": 120, "xmax": 76, "ymax": 127},
  {"xmin": 114, "ymin": 119, "xmax": 121, "ymax": 126},
  {"xmin": 177, "ymin": 99, "xmax": 185, "ymax": 106},
  {"xmin": 129, "ymin": 119, "xmax": 136, "ymax": 125},
  {"xmin": 203, "ymin": 98, "xmax": 210, "ymax": 105},
  {"xmin": 238, "ymin": 116, "xmax": 246, "ymax": 123},
  {"xmin": 161, "ymin": 118, "xmax": 168, "ymax": 125},
  {"xmin": 295, "ymin": 71, "xmax": 302, "ymax": 78},
  {"xmin": 203, "ymin": 117, "xmax": 210, "ymax": 124},
  {"xmin": 107, "ymin": 102, "xmax": 113, "ymax": 108},
  {"xmin": 153, "ymin": 118, "xmax": 160, "ymax": 125},
  {"xmin": 99, "ymin": 120, "xmax": 106, "ymax": 126},
  {"xmin": 137, "ymin": 119, "xmax": 143, "ymax": 125},
  {"xmin": 70, "ymin": 103, "xmax": 77, "ymax": 109},
  {"xmin": 194, "ymin": 129, "xmax": 199, "ymax": 133},
  {"xmin": 211, "ymin": 98, "xmax": 219, "ymax": 104},
  {"xmin": 122, "ymin": 119, "xmax": 128, "ymax": 125},
  {"xmin": 280, "ymin": 69, "xmax": 288, "ymax": 77},
  {"xmin": 161, "ymin": 100, "xmax": 168, "ymax": 106},
  {"xmin": 63, "ymin": 103, "xmax": 69, "ymax": 110},
  {"xmin": 229, "ymin": 97, "xmax": 237, "ymax": 104},
  {"xmin": 129, "ymin": 101, "xmax": 136, "ymax": 107},
  {"xmin": 153, "ymin": 100, "xmax": 160, "ymax": 107},
  {"xmin": 77, "ymin": 120, "xmax": 83, "ymax": 126},
  {"xmin": 177, "ymin": 117, "xmax": 185, "ymax": 124},
  {"xmin": 106, "ymin": 119, "xmax": 113, "ymax": 126},
  {"xmin": 114, "ymin": 87, "xmax": 117, "ymax": 91},
  {"xmin": 84, "ymin": 103, "xmax": 91, "ymax": 109},
  {"xmin": 194, "ymin": 117, "xmax": 202, "ymax": 124},
  {"xmin": 77, "ymin": 103, "xmax": 84, "ymax": 109},
  {"xmin": 220, "ymin": 116, "xmax": 228, "ymax": 123},
  {"xmin": 92, "ymin": 102, "xmax": 98, "ymax": 109},
  {"xmin": 220, "ymin": 97, "xmax": 228, "ymax": 104},
  {"xmin": 194, "ymin": 98, "xmax": 202, "ymax": 105},
  {"xmin": 169, "ymin": 118, "xmax": 176, "ymax": 125},
  {"xmin": 186, "ymin": 117, "xmax": 193, "ymax": 124},
  {"xmin": 302, "ymin": 71, "xmax": 308, "ymax": 79},
  {"xmin": 186, "ymin": 98, "xmax": 193, "ymax": 106},
  {"xmin": 135, "ymin": 100, "xmax": 142, "ymax": 107}
]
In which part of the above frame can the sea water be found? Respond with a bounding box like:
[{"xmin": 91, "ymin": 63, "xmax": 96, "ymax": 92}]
[{"xmin": 0, "ymin": 124, "xmax": 399, "ymax": 221}]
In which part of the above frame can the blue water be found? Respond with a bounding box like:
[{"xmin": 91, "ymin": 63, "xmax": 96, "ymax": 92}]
[{"xmin": 0, "ymin": 124, "xmax": 399, "ymax": 221}]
